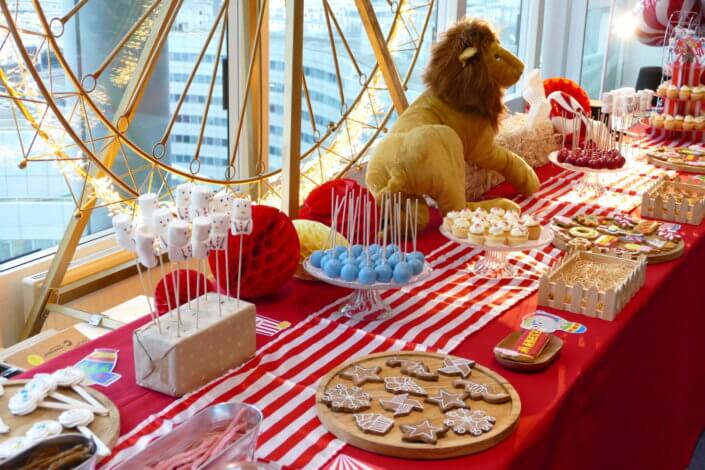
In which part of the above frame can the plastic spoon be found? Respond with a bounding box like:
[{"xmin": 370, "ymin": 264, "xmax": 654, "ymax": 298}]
[
  {"xmin": 58, "ymin": 408, "xmax": 110, "ymax": 457},
  {"xmin": 53, "ymin": 367, "xmax": 108, "ymax": 416}
]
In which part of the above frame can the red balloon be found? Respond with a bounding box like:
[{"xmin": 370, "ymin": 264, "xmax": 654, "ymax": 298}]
[
  {"xmin": 208, "ymin": 205, "xmax": 299, "ymax": 299},
  {"xmin": 154, "ymin": 269, "xmax": 214, "ymax": 315},
  {"xmin": 299, "ymin": 178, "xmax": 378, "ymax": 244}
]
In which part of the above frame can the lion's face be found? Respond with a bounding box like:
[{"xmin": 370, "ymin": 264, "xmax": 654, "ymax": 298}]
[
  {"xmin": 422, "ymin": 18, "xmax": 525, "ymax": 129},
  {"xmin": 484, "ymin": 41, "xmax": 524, "ymax": 88}
]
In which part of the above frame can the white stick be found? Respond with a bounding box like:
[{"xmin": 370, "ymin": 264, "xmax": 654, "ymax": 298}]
[
  {"xmin": 186, "ymin": 260, "xmax": 192, "ymax": 311},
  {"xmin": 135, "ymin": 261, "xmax": 158, "ymax": 332},
  {"xmin": 216, "ymin": 250, "xmax": 222, "ymax": 317},
  {"xmin": 158, "ymin": 254, "xmax": 173, "ymax": 319},
  {"xmin": 237, "ymin": 235, "xmax": 243, "ymax": 308},
  {"xmin": 45, "ymin": 391, "xmax": 105, "ymax": 415},
  {"xmin": 195, "ymin": 259, "xmax": 201, "ymax": 328},
  {"xmin": 174, "ymin": 262, "xmax": 181, "ymax": 337},
  {"xmin": 225, "ymin": 238, "xmax": 231, "ymax": 300},
  {"xmin": 0, "ymin": 417, "xmax": 8, "ymax": 434}
]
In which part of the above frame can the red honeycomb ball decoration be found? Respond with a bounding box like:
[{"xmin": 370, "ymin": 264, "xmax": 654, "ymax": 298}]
[
  {"xmin": 154, "ymin": 269, "xmax": 214, "ymax": 314},
  {"xmin": 299, "ymin": 178, "xmax": 378, "ymax": 244},
  {"xmin": 208, "ymin": 205, "xmax": 300, "ymax": 299}
]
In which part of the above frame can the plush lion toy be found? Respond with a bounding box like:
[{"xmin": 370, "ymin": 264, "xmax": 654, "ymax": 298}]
[{"xmin": 366, "ymin": 18, "xmax": 540, "ymax": 230}]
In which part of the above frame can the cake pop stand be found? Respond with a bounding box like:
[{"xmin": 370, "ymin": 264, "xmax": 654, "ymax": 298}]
[
  {"xmin": 440, "ymin": 226, "xmax": 554, "ymax": 278},
  {"xmin": 548, "ymin": 151, "xmax": 636, "ymax": 198},
  {"xmin": 303, "ymin": 259, "xmax": 432, "ymax": 321}
]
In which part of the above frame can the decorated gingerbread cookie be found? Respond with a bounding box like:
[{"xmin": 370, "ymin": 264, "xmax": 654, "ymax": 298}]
[
  {"xmin": 321, "ymin": 384, "xmax": 371, "ymax": 412},
  {"xmin": 453, "ymin": 379, "xmax": 510, "ymax": 404},
  {"xmin": 437, "ymin": 357, "xmax": 475, "ymax": 378},
  {"xmin": 386, "ymin": 357, "xmax": 438, "ymax": 381},
  {"xmin": 384, "ymin": 376, "xmax": 428, "ymax": 396},
  {"xmin": 339, "ymin": 364, "xmax": 383, "ymax": 386},
  {"xmin": 379, "ymin": 393, "xmax": 424, "ymax": 416},
  {"xmin": 443, "ymin": 409, "xmax": 496, "ymax": 436},
  {"xmin": 353, "ymin": 413, "xmax": 394, "ymax": 435},
  {"xmin": 400, "ymin": 419, "xmax": 448, "ymax": 444},
  {"xmin": 425, "ymin": 389, "xmax": 468, "ymax": 412}
]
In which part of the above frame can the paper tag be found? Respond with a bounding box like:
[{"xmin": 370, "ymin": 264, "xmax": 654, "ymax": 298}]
[
  {"xmin": 75, "ymin": 348, "xmax": 121, "ymax": 387},
  {"xmin": 521, "ymin": 311, "xmax": 587, "ymax": 334}
]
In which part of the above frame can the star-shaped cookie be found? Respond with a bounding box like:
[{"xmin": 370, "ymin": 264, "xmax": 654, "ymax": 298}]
[
  {"xmin": 425, "ymin": 388, "xmax": 468, "ymax": 411},
  {"xmin": 437, "ymin": 357, "xmax": 475, "ymax": 379},
  {"xmin": 400, "ymin": 419, "xmax": 448, "ymax": 444},
  {"xmin": 453, "ymin": 379, "xmax": 510, "ymax": 404},
  {"xmin": 379, "ymin": 393, "xmax": 424, "ymax": 416},
  {"xmin": 339, "ymin": 364, "xmax": 383, "ymax": 386}
]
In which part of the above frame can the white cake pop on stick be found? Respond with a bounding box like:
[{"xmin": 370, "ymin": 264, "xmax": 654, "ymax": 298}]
[
  {"xmin": 134, "ymin": 225, "xmax": 162, "ymax": 333},
  {"xmin": 175, "ymin": 183, "xmax": 192, "ymax": 221},
  {"xmin": 210, "ymin": 212, "xmax": 229, "ymax": 316},
  {"xmin": 168, "ymin": 219, "xmax": 192, "ymax": 337},
  {"xmin": 191, "ymin": 216, "xmax": 211, "ymax": 327},
  {"xmin": 153, "ymin": 208, "xmax": 175, "ymax": 317},
  {"xmin": 58, "ymin": 408, "xmax": 111, "ymax": 457},
  {"xmin": 211, "ymin": 188, "xmax": 234, "ymax": 216}
]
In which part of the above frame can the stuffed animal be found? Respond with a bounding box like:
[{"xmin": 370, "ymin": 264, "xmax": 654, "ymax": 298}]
[{"xmin": 366, "ymin": 18, "xmax": 540, "ymax": 230}]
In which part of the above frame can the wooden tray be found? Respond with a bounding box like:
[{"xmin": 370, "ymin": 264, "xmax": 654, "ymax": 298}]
[
  {"xmin": 0, "ymin": 380, "xmax": 119, "ymax": 452},
  {"xmin": 493, "ymin": 332, "xmax": 563, "ymax": 372},
  {"xmin": 647, "ymin": 154, "xmax": 705, "ymax": 174},
  {"xmin": 315, "ymin": 351, "xmax": 520, "ymax": 459}
]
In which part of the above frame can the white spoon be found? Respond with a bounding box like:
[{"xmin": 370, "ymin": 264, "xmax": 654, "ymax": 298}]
[{"xmin": 58, "ymin": 408, "xmax": 110, "ymax": 457}]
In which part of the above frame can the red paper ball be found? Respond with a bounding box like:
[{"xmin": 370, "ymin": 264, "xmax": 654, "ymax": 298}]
[
  {"xmin": 154, "ymin": 269, "xmax": 214, "ymax": 314},
  {"xmin": 299, "ymin": 178, "xmax": 378, "ymax": 244},
  {"xmin": 208, "ymin": 205, "xmax": 299, "ymax": 299},
  {"xmin": 634, "ymin": 0, "xmax": 700, "ymax": 46}
]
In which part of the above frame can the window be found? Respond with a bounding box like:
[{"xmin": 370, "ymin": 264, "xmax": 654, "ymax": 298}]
[
  {"xmin": 466, "ymin": 0, "xmax": 523, "ymax": 56},
  {"xmin": 580, "ymin": 0, "xmax": 664, "ymax": 98}
]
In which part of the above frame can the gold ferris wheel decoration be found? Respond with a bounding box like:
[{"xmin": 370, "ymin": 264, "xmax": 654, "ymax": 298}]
[{"xmin": 0, "ymin": 0, "xmax": 435, "ymax": 217}]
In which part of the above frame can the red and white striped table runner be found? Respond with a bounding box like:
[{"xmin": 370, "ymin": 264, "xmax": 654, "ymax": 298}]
[{"xmin": 103, "ymin": 159, "xmax": 669, "ymax": 469}]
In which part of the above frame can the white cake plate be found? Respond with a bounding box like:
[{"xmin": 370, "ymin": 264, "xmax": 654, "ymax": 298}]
[
  {"xmin": 303, "ymin": 258, "xmax": 432, "ymax": 321},
  {"xmin": 440, "ymin": 225, "xmax": 554, "ymax": 278},
  {"xmin": 548, "ymin": 150, "xmax": 635, "ymax": 198}
]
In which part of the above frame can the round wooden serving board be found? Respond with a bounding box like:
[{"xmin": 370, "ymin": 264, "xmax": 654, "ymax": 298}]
[
  {"xmin": 647, "ymin": 154, "xmax": 705, "ymax": 174},
  {"xmin": 0, "ymin": 380, "xmax": 120, "ymax": 451},
  {"xmin": 315, "ymin": 351, "xmax": 521, "ymax": 459}
]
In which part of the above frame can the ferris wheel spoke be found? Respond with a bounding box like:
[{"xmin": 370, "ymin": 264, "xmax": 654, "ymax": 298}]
[
  {"xmin": 158, "ymin": 0, "xmax": 227, "ymax": 152},
  {"xmin": 301, "ymin": 74, "xmax": 318, "ymax": 136},
  {"xmin": 87, "ymin": 0, "xmax": 163, "ymax": 87},
  {"xmin": 193, "ymin": 15, "xmax": 227, "ymax": 164},
  {"xmin": 58, "ymin": 0, "xmax": 92, "ymax": 26},
  {"xmin": 322, "ymin": 1, "xmax": 345, "ymax": 107},
  {"xmin": 322, "ymin": 0, "xmax": 364, "ymax": 77}
]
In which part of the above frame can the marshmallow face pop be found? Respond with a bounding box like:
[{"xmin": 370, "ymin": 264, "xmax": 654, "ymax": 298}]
[
  {"xmin": 231, "ymin": 199, "xmax": 253, "ymax": 235},
  {"xmin": 135, "ymin": 225, "xmax": 158, "ymax": 269},
  {"xmin": 190, "ymin": 186, "xmax": 213, "ymax": 218},
  {"xmin": 211, "ymin": 189, "xmax": 234, "ymax": 215},
  {"xmin": 112, "ymin": 213, "xmax": 135, "ymax": 252},
  {"xmin": 209, "ymin": 212, "xmax": 230, "ymax": 250},
  {"xmin": 192, "ymin": 216, "xmax": 212, "ymax": 259},
  {"xmin": 138, "ymin": 193, "xmax": 158, "ymax": 228},
  {"xmin": 176, "ymin": 183, "xmax": 192, "ymax": 221},
  {"xmin": 168, "ymin": 219, "xmax": 192, "ymax": 262},
  {"xmin": 153, "ymin": 207, "xmax": 172, "ymax": 250}
]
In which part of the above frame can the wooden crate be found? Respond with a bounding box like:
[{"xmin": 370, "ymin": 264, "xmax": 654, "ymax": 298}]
[
  {"xmin": 641, "ymin": 179, "xmax": 705, "ymax": 225},
  {"xmin": 537, "ymin": 249, "xmax": 646, "ymax": 321}
]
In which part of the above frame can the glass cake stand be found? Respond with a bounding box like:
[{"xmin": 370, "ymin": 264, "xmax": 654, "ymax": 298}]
[
  {"xmin": 303, "ymin": 258, "xmax": 432, "ymax": 321},
  {"xmin": 548, "ymin": 151, "xmax": 635, "ymax": 198},
  {"xmin": 440, "ymin": 225, "xmax": 554, "ymax": 278}
]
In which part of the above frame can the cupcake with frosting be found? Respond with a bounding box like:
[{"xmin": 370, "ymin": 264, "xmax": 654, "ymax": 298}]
[
  {"xmin": 521, "ymin": 214, "xmax": 541, "ymax": 240},
  {"xmin": 694, "ymin": 86, "xmax": 705, "ymax": 101},
  {"xmin": 485, "ymin": 225, "xmax": 506, "ymax": 246},
  {"xmin": 674, "ymin": 115, "xmax": 684, "ymax": 130},
  {"xmin": 508, "ymin": 224, "xmax": 529, "ymax": 246},
  {"xmin": 467, "ymin": 222, "xmax": 486, "ymax": 245},
  {"xmin": 657, "ymin": 82, "xmax": 668, "ymax": 97},
  {"xmin": 451, "ymin": 218, "xmax": 469, "ymax": 238},
  {"xmin": 696, "ymin": 116, "xmax": 705, "ymax": 131},
  {"xmin": 652, "ymin": 112, "xmax": 665, "ymax": 128},
  {"xmin": 680, "ymin": 85, "xmax": 691, "ymax": 100},
  {"xmin": 667, "ymin": 84, "xmax": 679, "ymax": 99},
  {"xmin": 684, "ymin": 115, "xmax": 695, "ymax": 131},
  {"xmin": 664, "ymin": 114, "xmax": 675, "ymax": 130},
  {"xmin": 443, "ymin": 211, "xmax": 462, "ymax": 230},
  {"xmin": 489, "ymin": 207, "xmax": 505, "ymax": 217}
]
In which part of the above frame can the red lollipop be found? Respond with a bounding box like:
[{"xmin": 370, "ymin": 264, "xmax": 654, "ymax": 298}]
[
  {"xmin": 299, "ymin": 178, "xmax": 378, "ymax": 244},
  {"xmin": 208, "ymin": 205, "xmax": 299, "ymax": 299},
  {"xmin": 154, "ymin": 269, "xmax": 214, "ymax": 315}
]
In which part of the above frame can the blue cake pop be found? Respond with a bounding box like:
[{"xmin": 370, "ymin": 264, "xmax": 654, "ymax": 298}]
[
  {"xmin": 386, "ymin": 244, "xmax": 398, "ymax": 256},
  {"xmin": 368, "ymin": 243, "xmax": 381, "ymax": 254},
  {"xmin": 340, "ymin": 262, "xmax": 359, "ymax": 282},
  {"xmin": 358, "ymin": 266, "xmax": 377, "ymax": 285},
  {"xmin": 393, "ymin": 261, "xmax": 412, "ymax": 284},
  {"xmin": 338, "ymin": 250, "xmax": 349, "ymax": 261},
  {"xmin": 408, "ymin": 251, "xmax": 425, "ymax": 262},
  {"xmin": 409, "ymin": 258, "xmax": 424, "ymax": 275},
  {"xmin": 352, "ymin": 244, "xmax": 364, "ymax": 257},
  {"xmin": 334, "ymin": 245, "xmax": 347, "ymax": 256},
  {"xmin": 320, "ymin": 253, "xmax": 332, "ymax": 269},
  {"xmin": 388, "ymin": 252, "xmax": 401, "ymax": 268},
  {"xmin": 323, "ymin": 258, "xmax": 342, "ymax": 278},
  {"xmin": 375, "ymin": 262, "xmax": 393, "ymax": 282},
  {"xmin": 310, "ymin": 249, "xmax": 326, "ymax": 268}
]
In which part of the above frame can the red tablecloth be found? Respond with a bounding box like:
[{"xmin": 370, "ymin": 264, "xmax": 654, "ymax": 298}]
[{"xmin": 20, "ymin": 164, "xmax": 705, "ymax": 470}]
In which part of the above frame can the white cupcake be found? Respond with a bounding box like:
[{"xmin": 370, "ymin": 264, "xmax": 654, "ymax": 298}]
[
  {"xmin": 508, "ymin": 224, "xmax": 529, "ymax": 246},
  {"xmin": 467, "ymin": 222, "xmax": 486, "ymax": 245},
  {"xmin": 485, "ymin": 225, "xmax": 506, "ymax": 246},
  {"xmin": 451, "ymin": 218, "xmax": 470, "ymax": 238}
]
